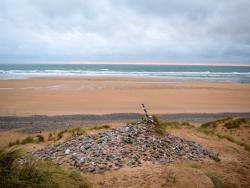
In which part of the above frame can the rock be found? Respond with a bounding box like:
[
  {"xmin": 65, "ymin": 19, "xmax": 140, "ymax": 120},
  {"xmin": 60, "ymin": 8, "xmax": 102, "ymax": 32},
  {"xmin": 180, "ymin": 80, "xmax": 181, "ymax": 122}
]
[
  {"xmin": 31, "ymin": 122, "xmax": 220, "ymax": 174},
  {"xmin": 87, "ymin": 167, "xmax": 95, "ymax": 173},
  {"xmin": 65, "ymin": 149, "xmax": 70, "ymax": 154}
]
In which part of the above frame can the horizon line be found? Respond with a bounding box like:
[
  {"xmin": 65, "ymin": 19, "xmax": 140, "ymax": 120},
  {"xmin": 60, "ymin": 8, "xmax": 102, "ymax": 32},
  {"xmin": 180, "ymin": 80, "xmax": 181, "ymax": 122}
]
[
  {"xmin": 66, "ymin": 61, "xmax": 250, "ymax": 67},
  {"xmin": 1, "ymin": 60, "xmax": 250, "ymax": 67}
]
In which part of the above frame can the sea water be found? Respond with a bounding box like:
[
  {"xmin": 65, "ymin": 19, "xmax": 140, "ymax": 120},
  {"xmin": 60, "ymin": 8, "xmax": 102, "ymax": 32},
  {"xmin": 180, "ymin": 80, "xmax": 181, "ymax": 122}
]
[{"xmin": 0, "ymin": 64, "xmax": 250, "ymax": 83}]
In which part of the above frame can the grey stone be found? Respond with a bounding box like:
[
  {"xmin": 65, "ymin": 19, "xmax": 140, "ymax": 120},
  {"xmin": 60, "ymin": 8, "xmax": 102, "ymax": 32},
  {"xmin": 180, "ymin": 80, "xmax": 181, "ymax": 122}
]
[{"xmin": 31, "ymin": 121, "xmax": 220, "ymax": 174}]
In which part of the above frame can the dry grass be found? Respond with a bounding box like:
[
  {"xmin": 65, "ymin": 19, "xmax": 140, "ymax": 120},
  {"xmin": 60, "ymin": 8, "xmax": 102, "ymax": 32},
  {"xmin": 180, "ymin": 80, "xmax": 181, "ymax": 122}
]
[
  {"xmin": 206, "ymin": 173, "xmax": 232, "ymax": 188},
  {"xmin": 8, "ymin": 135, "xmax": 45, "ymax": 147},
  {"xmin": 0, "ymin": 147, "xmax": 91, "ymax": 188},
  {"xmin": 152, "ymin": 115, "xmax": 194, "ymax": 136},
  {"xmin": 53, "ymin": 125, "xmax": 111, "ymax": 141},
  {"xmin": 197, "ymin": 117, "xmax": 250, "ymax": 152}
]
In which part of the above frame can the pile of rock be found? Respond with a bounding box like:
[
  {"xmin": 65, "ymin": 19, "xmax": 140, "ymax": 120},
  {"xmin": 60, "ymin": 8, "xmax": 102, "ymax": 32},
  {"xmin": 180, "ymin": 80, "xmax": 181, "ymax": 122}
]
[{"xmin": 31, "ymin": 122, "xmax": 220, "ymax": 173}]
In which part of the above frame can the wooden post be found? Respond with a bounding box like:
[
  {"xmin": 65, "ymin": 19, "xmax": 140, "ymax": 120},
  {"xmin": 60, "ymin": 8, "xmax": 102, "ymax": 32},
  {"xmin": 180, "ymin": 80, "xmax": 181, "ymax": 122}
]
[
  {"xmin": 141, "ymin": 104, "xmax": 154, "ymax": 124},
  {"xmin": 142, "ymin": 104, "xmax": 149, "ymax": 119}
]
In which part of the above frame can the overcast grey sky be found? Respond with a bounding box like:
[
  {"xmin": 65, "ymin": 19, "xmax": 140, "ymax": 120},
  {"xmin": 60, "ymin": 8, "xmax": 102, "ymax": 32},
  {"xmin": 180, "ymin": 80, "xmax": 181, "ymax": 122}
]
[{"xmin": 0, "ymin": 0, "xmax": 250, "ymax": 64}]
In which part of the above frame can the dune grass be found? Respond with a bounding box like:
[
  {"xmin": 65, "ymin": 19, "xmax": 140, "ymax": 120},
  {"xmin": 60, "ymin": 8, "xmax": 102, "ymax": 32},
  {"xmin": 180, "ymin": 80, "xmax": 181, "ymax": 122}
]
[
  {"xmin": 84, "ymin": 124, "xmax": 110, "ymax": 131},
  {"xmin": 187, "ymin": 162, "xmax": 201, "ymax": 169},
  {"xmin": 199, "ymin": 117, "xmax": 248, "ymax": 131},
  {"xmin": 0, "ymin": 147, "xmax": 91, "ymax": 188},
  {"xmin": 8, "ymin": 135, "xmax": 45, "ymax": 147},
  {"xmin": 197, "ymin": 117, "xmax": 250, "ymax": 152},
  {"xmin": 216, "ymin": 134, "xmax": 250, "ymax": 152},
  {"xmin": 206, "ymin": 174, "xmax": 232, "ymax": 188},
  {"xmin": 152, "ymin": 115, "xmax": 166, "ymax": 136},
  {"xmin": 152, "ymin": 115, "xmax": 194, "ymax": 136},
  {"xmin": 224, "ymin": 118, "xmax": 248, "ymax": 129},
  {"xmin": 54, "ymin": 125, "xmax": 111, "ymax": 141}
]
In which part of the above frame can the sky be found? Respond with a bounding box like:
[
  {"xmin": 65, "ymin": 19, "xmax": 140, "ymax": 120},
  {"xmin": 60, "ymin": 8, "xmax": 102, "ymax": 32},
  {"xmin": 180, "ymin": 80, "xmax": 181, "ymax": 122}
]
[{"xmin": 0, "ymin": 0, "xmax": 250, "ymax": 65}]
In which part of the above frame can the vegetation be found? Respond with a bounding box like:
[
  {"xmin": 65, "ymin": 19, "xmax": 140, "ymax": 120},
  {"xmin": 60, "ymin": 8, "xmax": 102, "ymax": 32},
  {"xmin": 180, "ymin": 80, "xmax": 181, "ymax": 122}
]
[
  {"xmin": 152, "ymin": 115, "xmax": 166, "ymax": 136},
  {"xmin": 48, "ymin": 132, "xmax": 57, "ymax": 141},
  {"xmin": 216, "ymin": 134, "xmax": 250, "ymax": 152},
  {"xmin": 200, "ymin": 117, "xmax": 232, "ymax": 129},
  {"xmin": 198, "ymin": 117, "xmax": 234, "ymax": 134},
  {"xmin": 55, "ymin": 125, "xmax": 111, "ymax": 141},
  {"xmin": 84, "ymin": 125, "xmax": 110, "ymax": 131},
  {"xmin": 206, "ymin": 174, "xmax": 232, "ymax": 188},
  {"xmin": 197, "ymin": 117, "xmax": 250, "ymax": 152},
  {"xmin": 165, "ymin": 170, "xmax": 176, "ymax": 185},
  {"xmin": 8, "ymin": 135, "xmax": 45, "ymax": 147},
  {"xmin": 197, "ymin": 125, "xmax": 215, "ymax": 135},
  {"xmin": 8, "ymin": 125, "xmax": 111, "ymax": 147},
  {"xmin": 152, "ymin": 115, "xmax": 194, "ymax": 136},
  {"xmin": 0, "ymin": 147, "xmax": 91, "ymax": 188},
  {"xmin": 224, "ymin": 118, "xmax": 248, "ymax": 129},
  {"xmin": 199, "ymin": 117, "xmax": 249, "ymax": 131},
  {"xmin": 186, "ymin": 162, "xmax": 201, "ymax": 169},
  {"xmin": 8, "ymin": 140, "xmax": 20, "ymax": 147}
]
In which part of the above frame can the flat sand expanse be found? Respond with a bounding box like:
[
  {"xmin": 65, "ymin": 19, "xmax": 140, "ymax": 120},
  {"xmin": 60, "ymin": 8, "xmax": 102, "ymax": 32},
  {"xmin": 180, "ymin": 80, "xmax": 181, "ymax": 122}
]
[{"xmin": 0, "ymin": 77, "xmax": 250, "ymax": 116}]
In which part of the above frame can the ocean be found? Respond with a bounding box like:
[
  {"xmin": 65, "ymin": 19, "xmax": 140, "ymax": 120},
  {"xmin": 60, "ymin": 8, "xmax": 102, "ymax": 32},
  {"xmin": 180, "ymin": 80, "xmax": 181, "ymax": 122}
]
[{"xmin": 0, "ymin": 64, "xmax": 250, "ymax": 83}]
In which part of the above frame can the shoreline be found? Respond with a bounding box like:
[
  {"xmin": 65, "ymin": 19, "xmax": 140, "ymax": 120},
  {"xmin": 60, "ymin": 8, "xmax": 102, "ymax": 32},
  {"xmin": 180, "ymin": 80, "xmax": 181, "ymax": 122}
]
[
  {"xmin": 1, "ymin": 73, "xmax": 250, "ymax": 84},
  {"xmin": 1, "ymin": 75, "xmax": 249, "ymax": 84}
]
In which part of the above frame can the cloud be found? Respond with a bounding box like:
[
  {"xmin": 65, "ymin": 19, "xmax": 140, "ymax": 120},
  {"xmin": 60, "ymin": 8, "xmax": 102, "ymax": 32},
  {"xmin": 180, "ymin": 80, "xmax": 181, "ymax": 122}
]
[{"xmin": 0, "ymin": 0, "xmax": 249, "ymax": 64}]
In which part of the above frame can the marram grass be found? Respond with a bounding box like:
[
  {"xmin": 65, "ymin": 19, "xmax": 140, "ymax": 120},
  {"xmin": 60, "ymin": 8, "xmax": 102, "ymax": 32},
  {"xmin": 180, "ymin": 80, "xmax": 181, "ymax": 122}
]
[{"xmin": 0, "ymin": 147, "xmax": 91, "ymax": 188}]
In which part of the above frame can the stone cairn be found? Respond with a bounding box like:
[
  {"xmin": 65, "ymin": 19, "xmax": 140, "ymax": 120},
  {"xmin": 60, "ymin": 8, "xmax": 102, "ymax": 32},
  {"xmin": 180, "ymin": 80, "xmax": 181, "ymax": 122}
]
[{"xmin": 31, "ymin": 105, "xmax": 220, "ymax": 173}]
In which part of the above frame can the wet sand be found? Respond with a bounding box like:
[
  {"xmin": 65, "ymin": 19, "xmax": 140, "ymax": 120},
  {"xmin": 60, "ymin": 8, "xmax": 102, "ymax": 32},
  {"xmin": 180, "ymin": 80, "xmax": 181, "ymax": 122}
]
[{"xmin": 0, "ymin": 77, "xmax": 250, "ymax": 116}]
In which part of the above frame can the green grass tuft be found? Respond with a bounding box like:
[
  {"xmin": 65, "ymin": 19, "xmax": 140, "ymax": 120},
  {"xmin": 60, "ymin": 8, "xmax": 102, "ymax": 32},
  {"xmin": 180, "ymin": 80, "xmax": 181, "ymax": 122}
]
[
  {"xmin": 48, "ymin": 132, "xmax": 57, "ymax": 141},
  {"xmin": 0, "ymin": 148, "xmax": 91, "ymax": 188},
  {"xmin": 35, "ymin": 135, "xmax": 44, "ymax": 142},
  {"xmin": 152, "ymin": 115, "xmax": 166, "ymax": 136},
  {"xmin": 151, "ymin": 115, "xmax": 194, "ymax": 136},
  {"xmin": 85, "ymin": 125, "xmax": 111, "ymax": 131},
  {"xmin": 55, "ymin": 125, "xmax": 111, "ymax": 140},
  {"xmin": 187, "ymin": 163, "xmax": 201, "ymax": 169},
  {"xmin": 8, "ymin": 135, "xmax": 45, "ymax": 147},
  {"xmin": 224, "ymin": 118, "xmax": 248, "ymax": 129},
  {"xmin": 198, "ymin": 117, "xmax": 250, "ymax": 152},
  {"xmin": 21, "ymin": 136, "xmax": 34, "ymax": 144},
  {"xmin": 57, "ymin": 129, "xmax": 68, "ymax": 139},
  {"xmin": 207, "ymin": 174, "xmax": 231, "ymax": 188},
  {"xmin": 8, "ymin": 139, "xmax": 20, "ymax": 147},
  {"xmin": 200, "ymin": 117, "xmax": 233, "ymax": 129}
]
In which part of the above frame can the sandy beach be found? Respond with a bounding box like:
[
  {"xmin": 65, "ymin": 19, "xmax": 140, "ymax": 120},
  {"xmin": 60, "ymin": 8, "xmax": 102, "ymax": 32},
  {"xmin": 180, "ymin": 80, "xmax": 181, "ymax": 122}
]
[
  {"xmin": 1, "ymin": 77, "xmax": 250, "ymax": 188},
  {"xmin": 0, "ymin": 77, "xmax": 249, "ymax": 116}
]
